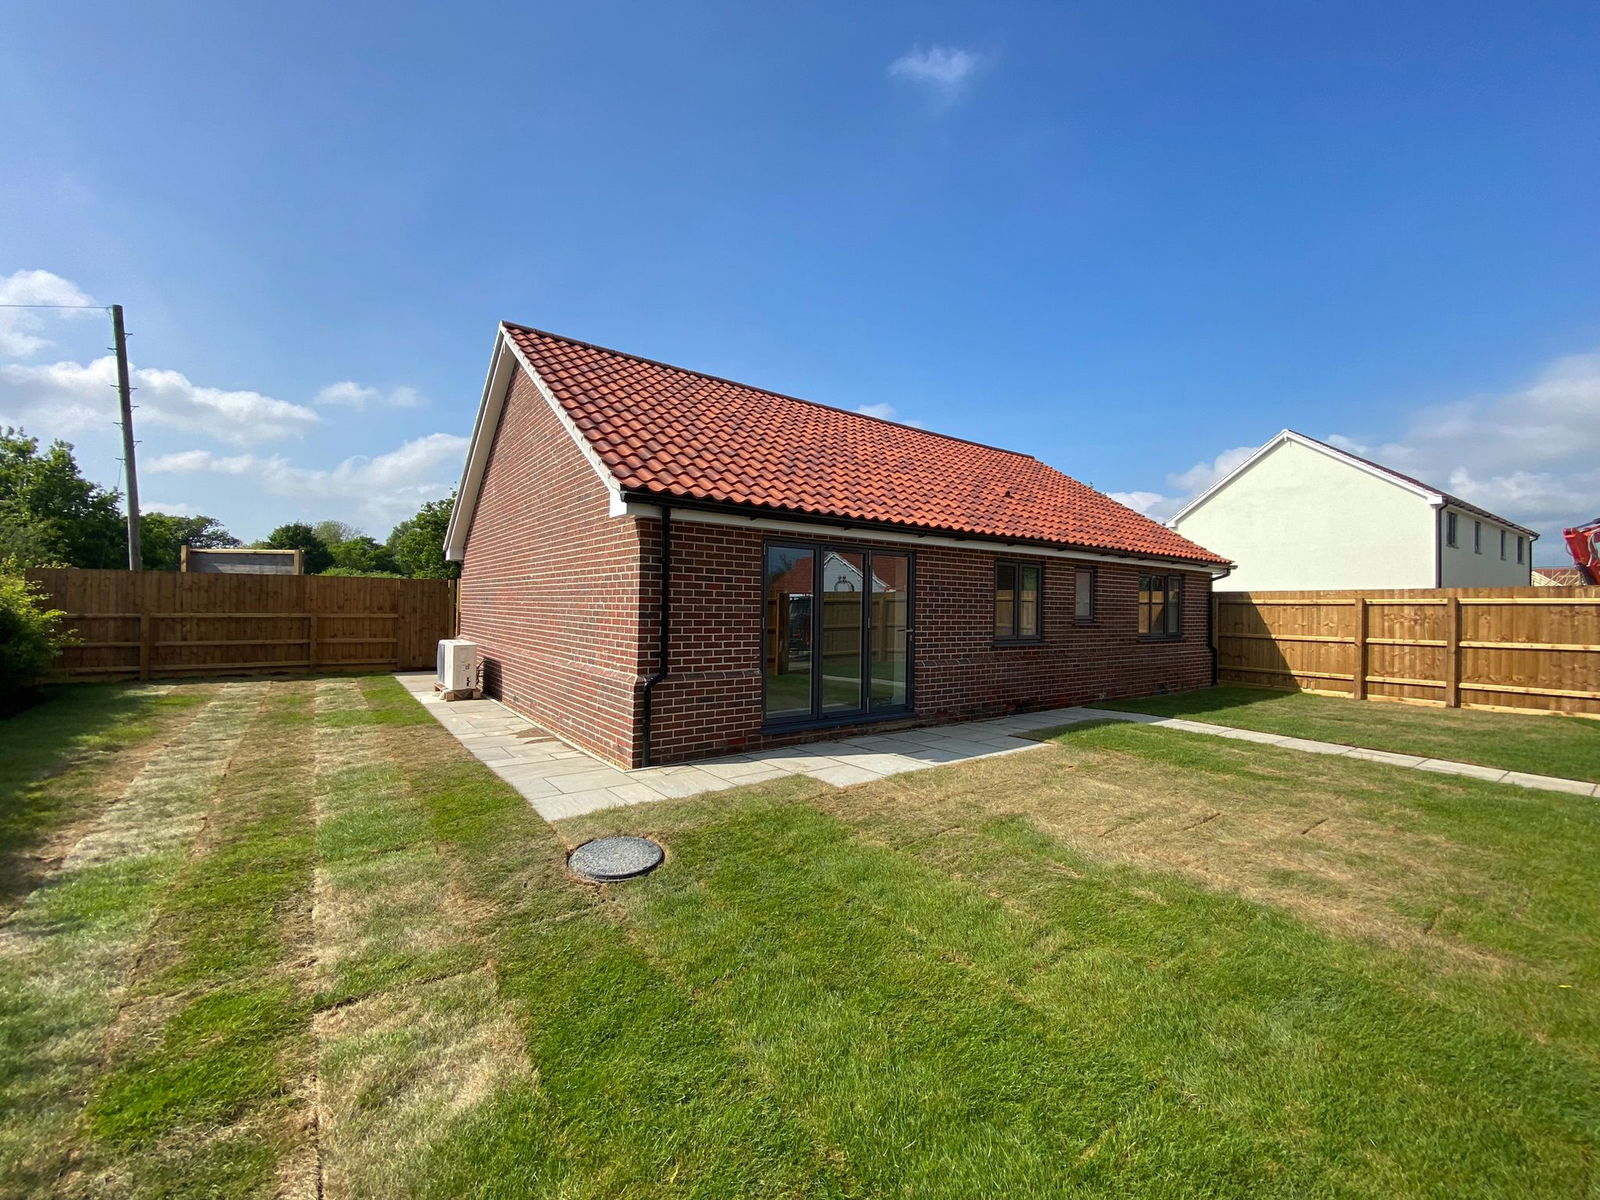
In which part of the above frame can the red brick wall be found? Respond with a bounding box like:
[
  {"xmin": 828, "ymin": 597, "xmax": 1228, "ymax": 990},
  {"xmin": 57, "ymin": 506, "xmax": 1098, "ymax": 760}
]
[
  {"xmin": 459, "ymin": 377, "xmax": 1213, "ymax": 769},
  {"xmin": 457, "ymin": 368, "xmax": 644, "ymax": 766},
  {"xmin": 641, "ymin": 520, "xmax": 1214, "ymax": 765}
]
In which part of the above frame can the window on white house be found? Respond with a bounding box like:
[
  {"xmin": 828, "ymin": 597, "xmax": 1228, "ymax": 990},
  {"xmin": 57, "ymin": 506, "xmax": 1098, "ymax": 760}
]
[
  {"xmin": 1474, "ymin": 520, "xmax": 1482, "ymax": 553},
  {"xmin": 1074, "ymin": 567, "xmax": 1095, "ymax": 622},
  {"xmin": 1446, "ymin": 512, "xmax": 1458, "ymax": 547},
  {"xmin": 1517, "ymin": 537, "xmax": 1525, "ymax": 564},
  {"xmin": 1500, "ymin": 529, "xmax": 1507, "ymax": 559}
]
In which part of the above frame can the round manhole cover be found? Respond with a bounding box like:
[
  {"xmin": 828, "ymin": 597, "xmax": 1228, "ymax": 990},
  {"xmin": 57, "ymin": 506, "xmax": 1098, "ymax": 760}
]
[{"xmin": 568, "ymin": 836, "xmax": 664, "ymax": 882}]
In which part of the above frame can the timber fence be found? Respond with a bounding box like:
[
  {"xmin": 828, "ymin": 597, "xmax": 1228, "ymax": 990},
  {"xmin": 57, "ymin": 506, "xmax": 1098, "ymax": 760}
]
[
  {"xmin": 1214, "ymin": 587, "xmax": 1600, "ymax": 718},
  {"xmin": 27, "ymin": 568, "xmax": 456, "ymax": 681}
]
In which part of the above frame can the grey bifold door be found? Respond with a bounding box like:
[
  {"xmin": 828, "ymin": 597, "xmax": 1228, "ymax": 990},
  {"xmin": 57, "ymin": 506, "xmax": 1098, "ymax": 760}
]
[{"xmin": 762, "ymin": 543, "xmax": 911, "ymax": 726}]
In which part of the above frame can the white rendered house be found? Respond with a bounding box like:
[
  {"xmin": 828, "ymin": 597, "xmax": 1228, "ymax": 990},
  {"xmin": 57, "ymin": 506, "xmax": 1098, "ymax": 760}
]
[{"xmin": 1167, "ymin": 430, "xmax": 1537, "ymax": 591}]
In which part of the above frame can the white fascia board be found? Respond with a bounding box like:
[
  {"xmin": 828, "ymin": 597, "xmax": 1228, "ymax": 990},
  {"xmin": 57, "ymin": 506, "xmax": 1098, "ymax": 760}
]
[
  {"xmin": 1165, "ymin": 429, "xmax": 1442, "ymax": 528},
  {"xmin": 620, "ymin": 502, "xmax": 1233, "ymax": 577},
  {"xmin": 443, "ymin": 325, "xmax": 627, "ymax": 561},
  {"xmin": 443, "ymin": 329, "xmax": 517, "ymax": 561},
  {"xmin": 1164, "ymin": 431, "xmax": 1283, "ymax": 527},
  {"xmin": 498, "ymin": 330, "xmax": 628, "ymax": 514}
]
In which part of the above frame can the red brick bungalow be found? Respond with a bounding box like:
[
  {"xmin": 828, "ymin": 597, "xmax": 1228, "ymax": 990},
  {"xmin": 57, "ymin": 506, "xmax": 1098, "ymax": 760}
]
[{"xmin": 444, "ymin": 323, "xmax": 1232, "ymax": 768}]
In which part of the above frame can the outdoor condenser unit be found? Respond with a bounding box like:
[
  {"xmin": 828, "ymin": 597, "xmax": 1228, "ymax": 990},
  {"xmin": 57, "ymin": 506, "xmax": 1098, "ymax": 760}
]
[{"xmin": 436, "ymin": 638, "xmax": 478, "ymax": 698}]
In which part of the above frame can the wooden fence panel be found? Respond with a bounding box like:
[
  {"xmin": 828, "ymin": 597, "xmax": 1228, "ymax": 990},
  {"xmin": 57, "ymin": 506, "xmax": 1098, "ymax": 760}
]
[
  {"xmin": 27, "ymin": 569, "xmax": 456, "ymax": 681},
  {"xmin": 1215, "ymin": 587, "xmax": 1600, "ymax": 717}
]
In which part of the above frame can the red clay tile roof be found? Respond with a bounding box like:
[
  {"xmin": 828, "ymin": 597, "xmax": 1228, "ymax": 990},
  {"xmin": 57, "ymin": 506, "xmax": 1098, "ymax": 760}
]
[{"xmin": 504, "ymin": 324, "xmax": 1229, "ymax": 566}]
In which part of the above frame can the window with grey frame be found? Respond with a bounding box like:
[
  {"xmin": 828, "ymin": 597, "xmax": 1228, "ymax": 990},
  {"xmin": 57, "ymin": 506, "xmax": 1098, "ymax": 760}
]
[
  {"xmin": 1446, "ymin": 512, "xmax": 1458, "ymax": 547},
  {"xmin": 1073, "ymin": 566, "xmax": 1095, "ymax": 623},
  {"xmin": 1138, "ymin": 574, "xmax": 1182, "ymax": 638},
  {"xmin": 1474, "ymin": 520, "xmax": 1482, "ymax": 553},
  {"xmin": 994, "ymin": 561, "xmax": 1042, "ymax": 641}
]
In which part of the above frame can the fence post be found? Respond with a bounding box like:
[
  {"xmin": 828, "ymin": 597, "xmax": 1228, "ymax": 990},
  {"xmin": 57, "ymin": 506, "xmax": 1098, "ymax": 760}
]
[
  {"xmin": 307, "ymin": 613, "xmax": 319, "ymax": 671},
  {"xmin": 1351, "ymin": 597, "xmax": 1367, "ymax": 700},
  {"xmin": 138, "ymin": 613, "xmax": 152, "ymax": 681},
  {"xmin": 1443, "ymin": 596, "xmax": 1461, "ymax": 708}
]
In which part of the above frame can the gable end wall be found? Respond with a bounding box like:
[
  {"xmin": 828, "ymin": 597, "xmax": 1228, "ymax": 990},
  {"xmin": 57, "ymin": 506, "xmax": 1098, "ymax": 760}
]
[
  {"xmin": 457, "ymin": 366, "xmax": 643, "ymax": 765},
  {"xmin": 1172, "ymin": 439, "xmax": 1436, "ymax": 590}
]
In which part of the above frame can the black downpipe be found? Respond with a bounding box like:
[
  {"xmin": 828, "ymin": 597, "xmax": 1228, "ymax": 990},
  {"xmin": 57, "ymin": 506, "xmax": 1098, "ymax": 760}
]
[
  {"xmin": 640, "ymin": 505, "xmax": 672, "ymax": 767},
  {"xmin": 1207, "ymin": 568, "xmax": 1232, "ymax": 686}
]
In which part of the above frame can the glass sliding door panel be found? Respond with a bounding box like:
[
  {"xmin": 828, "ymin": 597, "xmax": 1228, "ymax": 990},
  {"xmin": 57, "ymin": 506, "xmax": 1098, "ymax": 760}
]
[
  {"xmin": 819, "ymin": 550, "xmax": 866, "ymax": 713},
  {"xmin": 764, "ymin": 545, "xmax": 815, "ymax": 721},
  {"xmin": 869, "ymin": 552, "xmax": 910, "ymax": 711}
]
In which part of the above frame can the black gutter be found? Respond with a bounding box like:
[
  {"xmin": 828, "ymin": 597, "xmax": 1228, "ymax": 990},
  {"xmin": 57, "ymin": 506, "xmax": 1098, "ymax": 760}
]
[
  {"xmin": 639, "ymin": 504, "xmax": 672, "ymax": 768},
  {"xmin": 617, "ymin": 489, "xmax": 1229, "ymax": 572},
  {"xmin": 1206, "ymin": 566, "xmax": 1232, "ymax": 686},
  {"xmin": 1434, "ymin": 507, "xmax": 1444, "ymax": 588}
]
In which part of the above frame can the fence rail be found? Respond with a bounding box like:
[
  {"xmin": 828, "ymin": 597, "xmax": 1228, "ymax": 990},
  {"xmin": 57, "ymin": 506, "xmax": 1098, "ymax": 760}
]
[
  {"xmin": 27, "ymin": 569, "xmax": 456, "ymax": 681},
  {"xmin": 1214, "ymin": 586, "xmax": 1600, "ymax": 718}
]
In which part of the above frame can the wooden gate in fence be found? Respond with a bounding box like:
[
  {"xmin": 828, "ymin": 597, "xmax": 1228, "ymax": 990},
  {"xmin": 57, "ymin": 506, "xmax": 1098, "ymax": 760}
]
[
  {"xmin": 27, "ymin": 569, "xmax": 457, "ymax": 681},
  {"xmin": 1214, "ymin": 587, "xmax": 1600, "ymax": 717}
]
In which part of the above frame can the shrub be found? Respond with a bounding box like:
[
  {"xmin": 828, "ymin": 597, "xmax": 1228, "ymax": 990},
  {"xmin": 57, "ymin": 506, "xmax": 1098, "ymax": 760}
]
[{"xmin": 0, "ymin": 573, "xmax": 77, "ymax": 700}]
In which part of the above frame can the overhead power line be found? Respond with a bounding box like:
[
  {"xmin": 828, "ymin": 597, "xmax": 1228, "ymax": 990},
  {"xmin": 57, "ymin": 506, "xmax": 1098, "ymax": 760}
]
[{"xmin": 0, "ymin": 302, "xmax": 109, "ymax": 309}]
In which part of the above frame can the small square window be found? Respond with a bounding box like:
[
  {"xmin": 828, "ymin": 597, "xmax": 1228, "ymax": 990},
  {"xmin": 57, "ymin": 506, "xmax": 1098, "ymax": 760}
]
[{"xmin": 1074, "ymin": 567, "xmax": 1095, "ymax": 622}]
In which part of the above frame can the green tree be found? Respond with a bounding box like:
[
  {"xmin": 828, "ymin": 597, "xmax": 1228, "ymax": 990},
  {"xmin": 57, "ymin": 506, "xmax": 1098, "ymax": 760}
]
[
  {"xmin": 0, "ymin": 428, "xmax": 125, "ymax": 568},
  {"xmin": 139, "ymin": 513, "xmax": 240, "ymax": 571},
  {"xmin": 0, "ymin": 572, "xmax": 77, "ymax": 699},
  {"xmin": 386, "ymin": 495, "xmax": 459, "ymax": 579},
  {"xmin": 311, "ymin": 519, "xmax": 360, "ymax": 547},
  {"xmin": 262, "ymin": 522, "xmax": 334, "ymax": 574},
  {"xmin": 326, "ymin": 535, "xmax": 400, "ymax": 576}
]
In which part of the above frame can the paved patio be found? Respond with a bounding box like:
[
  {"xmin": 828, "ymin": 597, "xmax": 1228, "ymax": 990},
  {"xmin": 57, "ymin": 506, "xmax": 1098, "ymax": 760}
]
[
  {"xmin": 397, "ymin": 673, "xmax": 1598, "ymax": 820},
  {"xmin": 398, "ymin": 672, "xmax": 1066, "ymax": 820}
]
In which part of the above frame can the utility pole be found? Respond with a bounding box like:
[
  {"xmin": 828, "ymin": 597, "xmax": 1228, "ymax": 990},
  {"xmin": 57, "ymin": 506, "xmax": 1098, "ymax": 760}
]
[{"xmin": 111, "ymin": 303, "xmax": 141, "ymax": 571}]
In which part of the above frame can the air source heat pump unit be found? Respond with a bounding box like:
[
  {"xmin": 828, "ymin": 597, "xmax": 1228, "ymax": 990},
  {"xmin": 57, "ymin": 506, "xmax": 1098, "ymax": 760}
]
[{"xmin": 436, "ymin": 639, "xmax": 478, "ymax": 700}]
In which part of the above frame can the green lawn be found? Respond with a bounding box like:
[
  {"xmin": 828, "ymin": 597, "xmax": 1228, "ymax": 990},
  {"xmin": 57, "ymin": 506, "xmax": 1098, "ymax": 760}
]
[
  {"xmin": 3, "ymin": 677, "xmax": 1598, "ymax": 1197},
  {"xmin": 1096, "ymin": 685, "xmax": 1600, "ymax": 782}
]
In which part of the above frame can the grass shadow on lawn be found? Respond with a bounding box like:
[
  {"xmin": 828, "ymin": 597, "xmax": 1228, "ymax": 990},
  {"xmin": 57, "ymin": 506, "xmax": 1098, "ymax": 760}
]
[{"xmin": 0, "ymin": 682, "xmax": 210, "ymax": 914}]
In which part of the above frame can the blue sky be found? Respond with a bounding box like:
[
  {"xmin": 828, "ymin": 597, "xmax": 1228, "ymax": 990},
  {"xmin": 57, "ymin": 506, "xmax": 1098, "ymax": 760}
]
[{"xmin": 1, "ymin": 1, "xmax": 1596, "ymax": 562}]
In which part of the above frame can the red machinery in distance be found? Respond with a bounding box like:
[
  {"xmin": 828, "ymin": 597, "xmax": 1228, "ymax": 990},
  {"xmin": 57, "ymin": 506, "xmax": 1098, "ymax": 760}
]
[{"xmin": 1564, "ymin": 517, "xmax": 1600, "ymax": 585}]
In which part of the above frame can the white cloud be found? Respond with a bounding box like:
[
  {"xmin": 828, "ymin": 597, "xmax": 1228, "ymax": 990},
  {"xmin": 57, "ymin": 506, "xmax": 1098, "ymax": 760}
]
[
  {"xmin": 856, "ymin": 402, "xmax": 898, "ymax": 419},
  {"xmin": 1167, "ymin": 444, "xmax": 1260, "ymax": 500},
  {"xmin": 888, "ymin": 45, "xmax": 982, "ymax": 104},
  {"xmin": 1319, "ymin": 351, "xmax": 1600, "ymax": 552},
  {"xmin": 0, "ymin": 356, "xmax": 321, "ymax": 446},
  {"xmin": 1112, "ymin": 444, "xmax": 1261, "ymax": 523},
  {"xmin": 140, "ymin": 499, "xmax": 205, "ymax": 517},
  {"xmin": 0, "ymin": 269, "xmax": 99, "ymax": 357},
  {"xmin": 1106, "ymin": 490, "xmax": 1170, "ymax": 518},
  {"xmin": 1122, "ymin": 350, "xmax": 1600, "ymax": 559},
  {"xmin": 314, "ymin": 380, "xmax": 423, "ymax": 409},
  {"xmin": 148, "ymin": 432, "xmax": 468, "ymax": 532}
]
